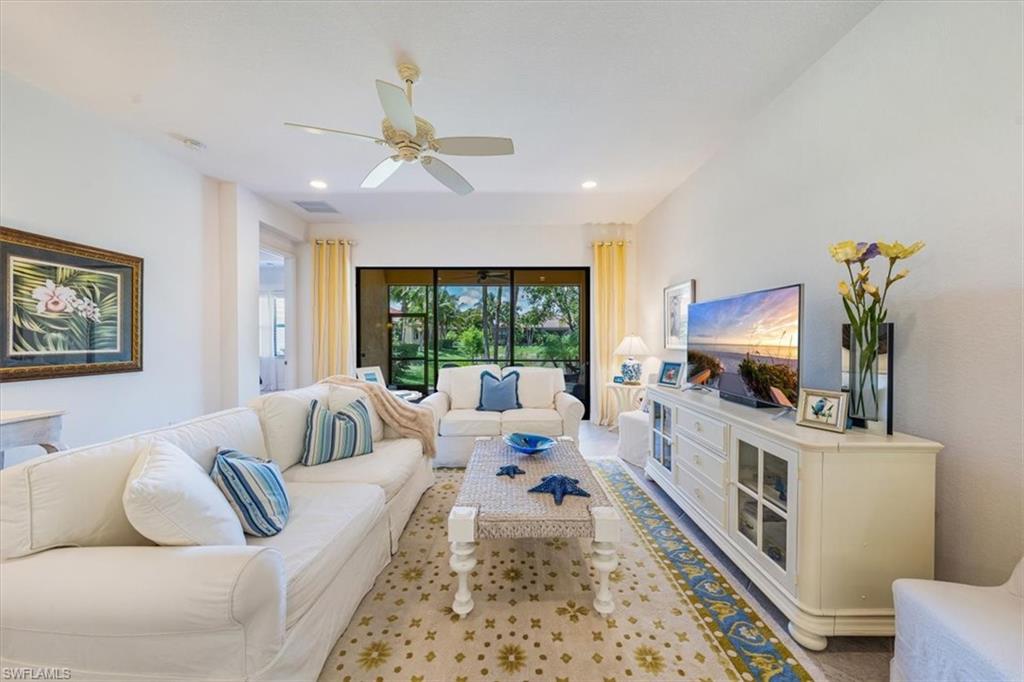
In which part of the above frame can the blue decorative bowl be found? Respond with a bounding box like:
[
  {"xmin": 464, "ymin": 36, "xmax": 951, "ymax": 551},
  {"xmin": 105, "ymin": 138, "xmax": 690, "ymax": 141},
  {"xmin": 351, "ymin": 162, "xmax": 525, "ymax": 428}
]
[{"xmin": 503, "ymin": 433, "xmax": 556, "ymax": 455}]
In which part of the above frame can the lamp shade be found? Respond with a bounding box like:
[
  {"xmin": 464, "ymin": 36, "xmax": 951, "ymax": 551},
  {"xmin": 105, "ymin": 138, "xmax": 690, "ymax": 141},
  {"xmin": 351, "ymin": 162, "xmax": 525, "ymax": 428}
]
[{"xmin": 614, "ymin": 335, "xmax": 651, "ymax": 357}]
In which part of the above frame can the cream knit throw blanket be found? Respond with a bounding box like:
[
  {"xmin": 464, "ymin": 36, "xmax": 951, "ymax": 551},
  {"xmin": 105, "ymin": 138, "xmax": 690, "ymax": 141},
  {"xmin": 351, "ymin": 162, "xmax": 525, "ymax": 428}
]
[{"xmin": 319, "ymin": 375, "xmax": 437, "ymax": 457}]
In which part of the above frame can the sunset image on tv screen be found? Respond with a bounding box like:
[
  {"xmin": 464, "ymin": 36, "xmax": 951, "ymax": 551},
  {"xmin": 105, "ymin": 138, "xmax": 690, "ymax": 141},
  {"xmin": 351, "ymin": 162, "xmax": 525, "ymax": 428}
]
[{"xmin": 686, "ymin": 285, "xmax": 800, "ymax": 407}]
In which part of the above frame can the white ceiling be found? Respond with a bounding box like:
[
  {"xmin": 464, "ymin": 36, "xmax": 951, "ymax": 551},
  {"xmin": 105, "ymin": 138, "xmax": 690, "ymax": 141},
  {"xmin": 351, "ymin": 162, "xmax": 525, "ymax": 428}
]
[{"xmin": 0, "ymin": 1, "xmax": 877, "ymax": 224}]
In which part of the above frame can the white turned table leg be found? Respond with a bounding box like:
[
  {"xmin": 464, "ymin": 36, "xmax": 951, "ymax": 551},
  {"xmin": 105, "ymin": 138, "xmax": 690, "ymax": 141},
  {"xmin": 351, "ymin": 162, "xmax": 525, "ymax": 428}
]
[
  {"xmin": 591, "ymin": 506, "xmax": 621, "ymax": 615},
  {"xmin": 448, "ymin": 506, "xmax": 478, "ymax": 618}
]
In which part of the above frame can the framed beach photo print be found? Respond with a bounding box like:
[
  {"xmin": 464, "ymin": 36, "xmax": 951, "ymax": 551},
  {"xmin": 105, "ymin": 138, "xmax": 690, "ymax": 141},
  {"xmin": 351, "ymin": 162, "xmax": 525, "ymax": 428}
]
[
  {"xmin": 663, "ymin": 280, "xmax": 695, "ymax": 351},
  {"xmin": 356, "ymin": 365, "xmax": 386, "ymax": 385},
  {"xmin": 796, "ymin": 388, "xmax": 848, "ymax": 433},
  {"xmin": 657, "ymin": 360, "xmax": 684, "ymax": 388},
  {"xmin": 1, "ymin": 226, "xmax": 143, "ymax": 382}
]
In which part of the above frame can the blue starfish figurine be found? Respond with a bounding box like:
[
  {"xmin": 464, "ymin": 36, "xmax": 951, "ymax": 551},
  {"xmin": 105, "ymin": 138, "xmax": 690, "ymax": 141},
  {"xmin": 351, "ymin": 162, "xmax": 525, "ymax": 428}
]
[
  {"xmin": 496, "ymin": 465, "xmax": 526, "ymax": 479},
  {"xmin": 528, "ymin": 474, "xmax": 591, "ymax": 505}
]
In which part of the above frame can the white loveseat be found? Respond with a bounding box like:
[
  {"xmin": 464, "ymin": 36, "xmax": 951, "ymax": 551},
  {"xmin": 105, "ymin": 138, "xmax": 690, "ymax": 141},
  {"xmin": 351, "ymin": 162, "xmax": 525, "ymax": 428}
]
[
  {"xmin": 891, "ymin": 556, "xmax": 1024, "ymax": 681},
  {"xmin": 420, "ymin": 365, "xmax": 585, "ymax": 467},
  {"xmin": 0, "ymin": 383, "xmax": 434, "ymax": 681}
]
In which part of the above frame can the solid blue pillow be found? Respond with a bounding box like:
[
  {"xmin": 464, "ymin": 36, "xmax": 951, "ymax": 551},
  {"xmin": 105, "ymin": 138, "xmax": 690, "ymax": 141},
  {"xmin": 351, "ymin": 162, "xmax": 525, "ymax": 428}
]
[{"xmin": 477, "ymin": 370, "xmax": 521, "ymax": 412}]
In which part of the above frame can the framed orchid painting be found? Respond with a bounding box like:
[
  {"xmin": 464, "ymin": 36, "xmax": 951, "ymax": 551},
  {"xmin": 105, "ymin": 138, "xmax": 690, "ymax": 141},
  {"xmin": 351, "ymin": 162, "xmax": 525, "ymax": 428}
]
[{"xmin": 1, "ymin": 226, "xmax": 142, "ymax": 381}]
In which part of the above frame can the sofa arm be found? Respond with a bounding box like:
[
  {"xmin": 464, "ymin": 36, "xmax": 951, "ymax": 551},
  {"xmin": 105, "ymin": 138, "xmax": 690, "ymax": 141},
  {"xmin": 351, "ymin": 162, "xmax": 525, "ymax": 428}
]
[
  {"xmin": 420, "ymin": 391, "xmax": 451, "ymax": 433},
  {"xmin": 555, "ymin": 392, "xmax": 585, "ymax": 442},
  {"xmin": 1, "ymin": 545, "xmax": 285, "ymax": 678}
]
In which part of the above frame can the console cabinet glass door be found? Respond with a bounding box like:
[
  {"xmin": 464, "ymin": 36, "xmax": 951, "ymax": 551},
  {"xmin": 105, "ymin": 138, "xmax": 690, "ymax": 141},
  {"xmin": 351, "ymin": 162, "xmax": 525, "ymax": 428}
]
[
  {"xmin": 650, "ymin": 401, "xmax": 672, "ymax": 472},
  {"xmin": 729, "ymin": 428, "xmax": 797, "ymax": 590}
]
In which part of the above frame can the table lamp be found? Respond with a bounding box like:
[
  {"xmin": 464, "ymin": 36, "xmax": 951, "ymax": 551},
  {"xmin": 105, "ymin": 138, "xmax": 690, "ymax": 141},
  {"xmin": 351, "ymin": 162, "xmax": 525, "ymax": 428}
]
[{"xmin": 614, "ymin": 335, "xmax": 650, "ymax": 385}]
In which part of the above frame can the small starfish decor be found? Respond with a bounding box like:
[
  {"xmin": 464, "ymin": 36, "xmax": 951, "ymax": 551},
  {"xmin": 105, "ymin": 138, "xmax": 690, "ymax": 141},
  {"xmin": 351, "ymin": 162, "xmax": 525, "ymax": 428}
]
[
  {"xmin": 496, "ymin": 465, "xmax": 526, "ymax": 479},
  {"xmin": 528, "ymin": 474, "xmax": 591, "ymax": 505}
]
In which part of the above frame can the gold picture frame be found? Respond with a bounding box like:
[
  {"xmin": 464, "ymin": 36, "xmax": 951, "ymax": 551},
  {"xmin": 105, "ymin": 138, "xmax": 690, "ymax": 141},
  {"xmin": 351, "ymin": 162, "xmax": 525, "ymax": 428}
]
[{"xmin": 1, "ymin": 226, "xmax": 143, "ymax": 381}]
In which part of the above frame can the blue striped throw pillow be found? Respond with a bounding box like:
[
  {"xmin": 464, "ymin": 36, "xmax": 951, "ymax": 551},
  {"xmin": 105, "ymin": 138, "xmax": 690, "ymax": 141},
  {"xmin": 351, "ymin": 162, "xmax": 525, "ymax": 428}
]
[
  {"xmin": 211, "ymin": 450, "xmax": 290, "ymax": 537},
  {"xmin": 301, "ymin": 397, "xmax": 374, "ymax": 466}
]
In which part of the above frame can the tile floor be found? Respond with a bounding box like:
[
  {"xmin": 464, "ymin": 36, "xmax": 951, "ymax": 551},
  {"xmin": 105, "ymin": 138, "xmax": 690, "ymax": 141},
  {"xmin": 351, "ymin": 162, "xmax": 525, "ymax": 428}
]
[{"xmin": 577, "ymin": 421, "xmax": 893, "ymax": 682}]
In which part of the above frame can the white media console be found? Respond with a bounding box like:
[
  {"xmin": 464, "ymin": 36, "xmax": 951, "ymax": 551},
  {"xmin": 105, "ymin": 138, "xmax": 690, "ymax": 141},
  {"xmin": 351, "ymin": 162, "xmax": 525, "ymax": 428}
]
[{"xmin": 644, "ymin": 384, "xmax": 942, "ymax": 650}]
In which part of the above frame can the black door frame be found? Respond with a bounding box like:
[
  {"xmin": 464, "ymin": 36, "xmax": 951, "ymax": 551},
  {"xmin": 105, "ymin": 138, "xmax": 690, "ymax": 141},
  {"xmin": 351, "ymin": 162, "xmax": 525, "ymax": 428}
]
[{"xmin": 356, "ymin": 266, "xmax": 592, "ymax": 419}]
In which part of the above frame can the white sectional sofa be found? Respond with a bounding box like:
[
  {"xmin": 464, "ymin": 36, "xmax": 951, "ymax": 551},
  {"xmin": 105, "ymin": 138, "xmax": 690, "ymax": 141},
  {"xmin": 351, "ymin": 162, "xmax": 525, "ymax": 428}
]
[
  {"xmin": 420, "ymin": 365, "xmax": 585, "ymax": 467},
  {"xmin": 0, "ymin": 383, "xmax": 434, "ymax": 681}
]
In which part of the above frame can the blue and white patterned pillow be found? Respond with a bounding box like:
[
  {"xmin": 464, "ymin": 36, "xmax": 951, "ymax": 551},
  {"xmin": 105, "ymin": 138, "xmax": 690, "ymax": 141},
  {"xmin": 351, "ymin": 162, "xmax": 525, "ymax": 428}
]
[
  {"xmin": 211, "ymin": 449, "xmax": 290, "ymax": 537},
  {"xmin": 302, "ymin": 397, "xmax": 374, "ymax": 466}
]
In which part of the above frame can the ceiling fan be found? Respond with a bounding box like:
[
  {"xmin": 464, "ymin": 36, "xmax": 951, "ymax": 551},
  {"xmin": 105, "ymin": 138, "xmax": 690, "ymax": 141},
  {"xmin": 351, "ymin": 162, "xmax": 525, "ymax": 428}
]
[{"xmin": 285, "ymin": 63, "xmax": 514, "ymax": 195}]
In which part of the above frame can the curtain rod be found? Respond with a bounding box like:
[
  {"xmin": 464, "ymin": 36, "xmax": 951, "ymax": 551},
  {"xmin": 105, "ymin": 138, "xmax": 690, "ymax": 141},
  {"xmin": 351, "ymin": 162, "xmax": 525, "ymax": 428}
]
[
  {"xmin": 313, "ymin": 239, "xmax": 357, "ymax": 246},
  {"xmin": 591, "ymin": 240, "xmax": 631, "ymax": 246}
]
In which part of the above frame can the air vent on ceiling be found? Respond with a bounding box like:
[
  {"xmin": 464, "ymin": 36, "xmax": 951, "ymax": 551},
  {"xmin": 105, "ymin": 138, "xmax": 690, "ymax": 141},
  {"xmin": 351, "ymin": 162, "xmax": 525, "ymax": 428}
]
[{"xmin": 293, "ymin": 200, "xmax": 339, "ymax": 214}]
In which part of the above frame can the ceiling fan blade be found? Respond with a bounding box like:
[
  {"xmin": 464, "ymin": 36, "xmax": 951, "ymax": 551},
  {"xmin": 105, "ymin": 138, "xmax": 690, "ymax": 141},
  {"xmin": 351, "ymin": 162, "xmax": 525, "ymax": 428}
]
[
  {"xmin": 361, "ymin": 155, "xmax": 403, "ymax": 189},
  {"xmin": 284, "ymin": 122, "xmax": 383, "ymax": 143},
  {"xmin": 421, "ymin": 156, "xmax": 473, "ymax": 195},
  {"xmin": 434, "ymin": 137, "xmax": 515, "ymax": 156},
  {"xmin": 375, "ymin": 80, "xmax": 417, "ymax": 136}
]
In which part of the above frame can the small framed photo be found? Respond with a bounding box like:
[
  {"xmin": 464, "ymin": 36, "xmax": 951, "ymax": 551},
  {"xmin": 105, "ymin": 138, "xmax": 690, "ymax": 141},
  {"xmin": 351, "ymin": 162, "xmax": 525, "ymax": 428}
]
[
  {"xmin": 355, "ymin": 366, "xmax": 386, "ymax": 386},
  {"xmin": 657, "ymin": 361, "xmax": 684, "ymax": 388},
  {"xmin": 796, "ymin": 388, "xmax": 849, "ymax": 433}
]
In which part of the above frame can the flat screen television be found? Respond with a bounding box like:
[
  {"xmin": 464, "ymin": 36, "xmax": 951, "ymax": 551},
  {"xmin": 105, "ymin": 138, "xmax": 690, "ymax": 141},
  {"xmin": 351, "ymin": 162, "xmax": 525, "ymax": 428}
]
[{"xmin": 686, "ymin": 284, "xmax": 802, "ymax": 408}]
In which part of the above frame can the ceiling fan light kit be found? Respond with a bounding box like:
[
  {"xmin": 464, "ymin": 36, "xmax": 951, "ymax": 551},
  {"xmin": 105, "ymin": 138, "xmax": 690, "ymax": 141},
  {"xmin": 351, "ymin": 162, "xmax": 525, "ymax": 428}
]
[{"xmin": 286, "ymin": 63, "xmax": 514, "ymax": 195}]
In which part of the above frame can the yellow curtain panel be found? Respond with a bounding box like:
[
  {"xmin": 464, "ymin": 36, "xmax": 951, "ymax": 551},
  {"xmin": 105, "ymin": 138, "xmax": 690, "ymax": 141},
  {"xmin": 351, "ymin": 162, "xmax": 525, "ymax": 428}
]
[
  {"xmin": 593, "ymin": 241, "xmax": 628, "ymax": 426},
  {"xmin": 313, "ymin": 239, "xmax": 352, "ymax": 380}
]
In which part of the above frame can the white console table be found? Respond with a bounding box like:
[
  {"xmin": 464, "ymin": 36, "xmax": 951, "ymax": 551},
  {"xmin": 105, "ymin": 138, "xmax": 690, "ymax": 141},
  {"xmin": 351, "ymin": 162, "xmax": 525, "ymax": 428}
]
[
  {"xmin": 0, "ymin": 410, "xmax": 66, "ymax": 469},
  {"xmin": 644, "ymin": 385, "xmax": 941, "ymax": 650}
]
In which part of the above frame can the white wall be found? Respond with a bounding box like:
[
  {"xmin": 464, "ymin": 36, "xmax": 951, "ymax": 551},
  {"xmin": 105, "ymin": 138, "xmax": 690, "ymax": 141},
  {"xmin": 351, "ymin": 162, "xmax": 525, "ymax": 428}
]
[
  {"xmin": 0, "ymin": 73, "xmax": 221, "ymax": 461},
  {"xmin": 297, "ymin": 221, "xmax": 635, "ymax": 417},
  {"xmin": 634, "ymin": 1, "xmax": 1023, "ymax": 584}
]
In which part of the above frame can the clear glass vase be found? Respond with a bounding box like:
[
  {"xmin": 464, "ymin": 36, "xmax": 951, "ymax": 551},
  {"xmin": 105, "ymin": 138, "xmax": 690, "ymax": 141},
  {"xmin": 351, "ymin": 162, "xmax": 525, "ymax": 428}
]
[{"xmin": 842, "ymin": 323, "xmax": 892, "ymax": 427}]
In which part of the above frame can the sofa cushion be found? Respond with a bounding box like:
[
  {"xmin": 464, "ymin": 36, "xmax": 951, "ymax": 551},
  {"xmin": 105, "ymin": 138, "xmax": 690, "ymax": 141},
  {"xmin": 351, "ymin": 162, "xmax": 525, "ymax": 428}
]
[
  {"xmin": 122, "ymin": 439, "xmax": 245, "ymax": 547},
  {"xmin": 328, "ymin": 385, "xmax": 384, "ymax": 441},
  {"xmin": 437, "ymin": 364, "xmax": 500, "ymax": 409},
  {"xmin": 251, "ymin": 385, "xmax": 330, "ymax": 470},
  {"xmin": 283, "ymin": 438, "xmax": 423, "ymax": 501},
  {"xmin": 439, "ymin": 409, "xmax": 501, "ymax": 437},
  {"xmin": 503, "ymin": 367, "xmax": 566, "ymax": 409},
  {"xmin": 0, "ymin": 408, "xmax": 265, "ymax": 562},
  {"xmin": 499, "ymin": 408, "xmax": 564, "ymax": 436},
  {"xmin": 478, "ymin": 370, "xmax": 521, "ymax": 412},
  {"xmin": 302, "ymin": 399, "xmax": 374, "ymax": 466},
  {"xmin": 248, "ymin": 481, "xmax": 385, "ymax": 628},
  {"xmin": 212, "ymin": 449, "xmax": 290, "ymax": 537}
]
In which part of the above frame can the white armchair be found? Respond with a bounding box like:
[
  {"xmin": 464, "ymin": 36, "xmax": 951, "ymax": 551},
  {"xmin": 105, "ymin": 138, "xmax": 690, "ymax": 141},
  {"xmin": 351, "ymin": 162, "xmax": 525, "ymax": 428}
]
[
  {"xmin": 422, "ymin": 365, "xmax": 585, "ymax": 467},
  {"xmin": 891, "ymin": 556, "xmax": 1023, "ymax": 681}
]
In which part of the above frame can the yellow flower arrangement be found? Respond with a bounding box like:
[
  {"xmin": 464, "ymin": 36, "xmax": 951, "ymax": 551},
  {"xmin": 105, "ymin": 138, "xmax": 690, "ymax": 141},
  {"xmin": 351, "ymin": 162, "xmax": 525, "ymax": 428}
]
[{"xmin": 828, "ymin": 239, "xmax": 925, "ymax": 418}]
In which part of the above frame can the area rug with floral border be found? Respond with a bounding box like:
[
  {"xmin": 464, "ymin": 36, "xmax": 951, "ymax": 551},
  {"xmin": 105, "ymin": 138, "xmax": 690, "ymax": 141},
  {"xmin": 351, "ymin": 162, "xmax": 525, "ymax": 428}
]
[{"xmin": 319, "ymin": 459, "xmax": 822, "ymax": 682}]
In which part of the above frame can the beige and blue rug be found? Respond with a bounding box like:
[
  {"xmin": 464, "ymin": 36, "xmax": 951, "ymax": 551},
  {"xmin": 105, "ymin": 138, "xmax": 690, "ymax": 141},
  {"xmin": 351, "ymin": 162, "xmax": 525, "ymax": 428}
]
[{"xmin": 319, "ymin": 459, "xmax": 820, "ymax": 682}]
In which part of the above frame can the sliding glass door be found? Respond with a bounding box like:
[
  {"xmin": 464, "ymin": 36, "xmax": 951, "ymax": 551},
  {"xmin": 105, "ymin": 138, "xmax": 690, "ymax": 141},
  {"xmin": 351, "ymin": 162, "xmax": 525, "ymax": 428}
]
[{"xmin": 357, "ymin": 267, "xmax": 589, "ymax": 417}]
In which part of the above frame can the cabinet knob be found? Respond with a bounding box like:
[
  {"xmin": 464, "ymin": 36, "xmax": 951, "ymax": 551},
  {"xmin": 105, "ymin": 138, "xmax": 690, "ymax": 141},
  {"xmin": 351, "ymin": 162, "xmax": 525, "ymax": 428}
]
[
  {"xmin": 694, "ymin": 421, "xmax": 703, "ymax": 432},
  {"xmin": 695, "ymin": 487, "xmax": 703, "ymax": 499},
  {"xmin": 695, "ymin": 454, "xmax": 703, "ymax": 466}
]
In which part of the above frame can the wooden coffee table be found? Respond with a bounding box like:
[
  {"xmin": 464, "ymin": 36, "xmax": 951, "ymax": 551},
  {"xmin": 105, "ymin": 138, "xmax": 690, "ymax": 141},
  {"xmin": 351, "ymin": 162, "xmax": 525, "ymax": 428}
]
[{"xmin": 447, "ymin": 436, "xmax": 621, "ymax": 617}]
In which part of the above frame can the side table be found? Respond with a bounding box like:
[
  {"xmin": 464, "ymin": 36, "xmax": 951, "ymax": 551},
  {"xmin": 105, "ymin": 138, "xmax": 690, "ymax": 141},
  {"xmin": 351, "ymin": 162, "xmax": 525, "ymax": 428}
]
[
  {"xmin": 0, "ymin": 410, "xmax": 66, "ymax": 469},
  {"xmin": 604, "ymin": 382, "xmax": 645, "ymax": 431}
]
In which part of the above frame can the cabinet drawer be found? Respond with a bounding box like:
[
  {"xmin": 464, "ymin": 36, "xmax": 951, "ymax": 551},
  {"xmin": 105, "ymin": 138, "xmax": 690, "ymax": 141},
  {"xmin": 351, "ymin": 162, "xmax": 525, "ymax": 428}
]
[
  {"xmin": 677, "ymin": 408, "xmax": 728, "ymax": 453},
  {"xmin": 676, "ymin": 436, "xmax": 725, "ymax": 495},
  {"xmin": 677, "ymin": 462, "xmax": 726, "ymax": 528}
]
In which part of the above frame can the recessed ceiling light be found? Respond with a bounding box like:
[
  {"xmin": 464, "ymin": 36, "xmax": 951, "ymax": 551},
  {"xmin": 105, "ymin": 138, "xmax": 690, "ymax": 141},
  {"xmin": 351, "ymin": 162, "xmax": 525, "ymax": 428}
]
[
  {"xmin": 581, "ymin": 180, "xmax": 598, "ymax": 190},
  {"xmin": 309, "ymin": 179, "xmax": 328, "ymax": 190}
]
